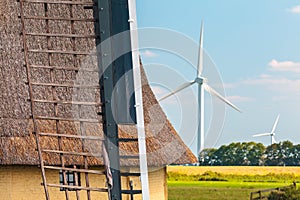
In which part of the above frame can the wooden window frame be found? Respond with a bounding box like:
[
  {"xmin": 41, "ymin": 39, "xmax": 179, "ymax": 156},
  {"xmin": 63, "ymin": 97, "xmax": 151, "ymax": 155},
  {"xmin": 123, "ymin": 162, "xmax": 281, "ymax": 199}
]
[{"xmin": 59, "ymin": 168, "xmax": 81, "ymax": 191}]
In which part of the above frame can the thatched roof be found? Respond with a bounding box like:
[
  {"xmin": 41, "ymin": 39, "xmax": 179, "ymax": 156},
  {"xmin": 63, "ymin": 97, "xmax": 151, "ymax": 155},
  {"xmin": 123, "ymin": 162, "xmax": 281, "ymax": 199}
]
[{"xmin": 0, "ymin": 0, "xmax": 196, "ymax": 166}]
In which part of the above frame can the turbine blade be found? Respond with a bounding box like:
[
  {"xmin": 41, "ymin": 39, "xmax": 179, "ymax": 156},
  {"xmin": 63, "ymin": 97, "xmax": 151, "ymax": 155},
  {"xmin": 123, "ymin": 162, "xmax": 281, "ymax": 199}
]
[
  {"xmin": 253, "ymin": 132, "xmax": 272, "ymax": 137},
  {"xmin": 203, "ymin": 84, "xmax": 242, "ymax": 112},
  {"xmin": 271, "ymin": 114, "xmax": 280, "ymax": 134},
  {"xmin": 197, "ymin": 22, "xmax": 204, "ymax": 77},
  {"xmin": 159, "ymin": 81, "xmax": 196, "ymax": 101}
]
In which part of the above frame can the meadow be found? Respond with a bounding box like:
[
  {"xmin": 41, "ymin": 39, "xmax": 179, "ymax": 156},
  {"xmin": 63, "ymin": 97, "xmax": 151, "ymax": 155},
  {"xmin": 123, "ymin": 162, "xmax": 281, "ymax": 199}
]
[{"xmin": 167, "ymin": 166, "xmax": 300, "ymax": 200}]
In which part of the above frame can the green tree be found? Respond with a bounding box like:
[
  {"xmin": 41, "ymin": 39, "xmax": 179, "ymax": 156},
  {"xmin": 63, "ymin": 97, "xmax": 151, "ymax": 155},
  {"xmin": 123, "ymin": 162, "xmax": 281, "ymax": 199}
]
[
  {"xmin": 199, "ymin": 148, "xmax": 217, "ymax": 165},
  {"xmin": 200, "ymin": 142, "xmax": 265, "ymax": 166},
  {"xmin": 200, "ymin": 140, "xmax": 299, "ymax": 166},
  {"xmin": 265, "ymin": 141, "xmax": 294, "ymax": 166},
  {"xmin": 289, "ymin": 144, "xmax": 300, "ymax": 166},
  {"xmin": 245, "ymin": 142, "xmax": 265, "ymax": 166}
]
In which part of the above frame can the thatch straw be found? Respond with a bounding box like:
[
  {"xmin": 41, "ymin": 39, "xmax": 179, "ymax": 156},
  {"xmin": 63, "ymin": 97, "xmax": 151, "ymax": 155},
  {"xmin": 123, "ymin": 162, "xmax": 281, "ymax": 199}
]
[
  {"xmin": 0, "ymin": 0, "xmax": 197, "ymax": 167},
  {"xmin": 0, "ymin": 0, "xmax": 8, "ymax": 26}
]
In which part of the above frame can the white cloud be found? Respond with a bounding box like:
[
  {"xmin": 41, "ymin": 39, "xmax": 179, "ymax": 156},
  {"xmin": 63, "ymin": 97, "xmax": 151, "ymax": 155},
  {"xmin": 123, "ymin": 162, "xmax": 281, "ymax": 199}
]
[
  {"xmin": 222, "ymin": 83, "xmax": 236, "ymax": 89},
  {"xmin": 242, "ymin": 74, "xmax": 300, "ymax": 95},
  {"xmin": 226, "ymin": 95, "xmax": 255, "ymax": 102},
  {"xmin": 272, "ymin": 96, "xmax": 290, "ymax": 102},
  {"xmin": 289, "ymin": 5, "xmax": 300, "ymax": 13},
  {"xmin": 268, "ymin": 59, "xmax": 300, "ymax": 73},
  {"xmin": 141, "ymin": 50, "xmax": 157, "ymax": 58},
  {"xmin": 260, "ymin": 74, "xmax": 273, "ymax": 79}
]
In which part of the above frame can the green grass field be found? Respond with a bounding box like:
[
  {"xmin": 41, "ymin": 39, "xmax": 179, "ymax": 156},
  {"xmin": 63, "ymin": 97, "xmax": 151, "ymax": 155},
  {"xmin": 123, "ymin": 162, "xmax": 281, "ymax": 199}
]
[
  {"xmin": 167, "ymin": 166, "xmax": 300, "ymax": 200},
  {"xmin": 168, "ymin": 181, "xmax": 289, "ymax": 200}
]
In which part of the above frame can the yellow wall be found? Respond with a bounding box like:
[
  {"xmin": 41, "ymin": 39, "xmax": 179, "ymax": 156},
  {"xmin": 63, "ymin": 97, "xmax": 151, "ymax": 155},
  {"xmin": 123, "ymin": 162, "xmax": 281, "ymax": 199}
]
[
  {"xmin": 0, "ymin": 166, "xmax": 167, "ymax": 200},
  {"xmin": 149, "ymin": 167, "xmax": 168, "ymax": 200},
  {"xmin": 121, "ymin": 167, "xmax": 167, "ymax": 200}
]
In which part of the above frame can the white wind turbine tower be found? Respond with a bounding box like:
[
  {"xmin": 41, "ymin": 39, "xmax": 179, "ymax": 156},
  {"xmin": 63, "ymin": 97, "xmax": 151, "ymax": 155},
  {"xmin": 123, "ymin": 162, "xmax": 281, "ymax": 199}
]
[
  {"xmin": 253, "ymin": 114, "xmax": 280, "ymax": 145},
  {"xmin": 159, "ymin": 22, "xmax": 241, "ymax": 155}
]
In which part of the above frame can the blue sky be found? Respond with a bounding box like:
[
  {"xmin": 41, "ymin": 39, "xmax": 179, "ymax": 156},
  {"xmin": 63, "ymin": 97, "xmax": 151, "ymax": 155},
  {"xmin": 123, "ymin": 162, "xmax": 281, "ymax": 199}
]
[{"xmin": 136, "ymin": 1, "xmax": 300, "ymax": 154}]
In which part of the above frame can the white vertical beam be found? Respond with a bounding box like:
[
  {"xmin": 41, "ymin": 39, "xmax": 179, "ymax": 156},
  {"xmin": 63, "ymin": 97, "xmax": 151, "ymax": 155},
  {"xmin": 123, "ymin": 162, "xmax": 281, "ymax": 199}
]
[
  {"xmin": 197, "ymin": 83, "xmax": 205, "ymax": 155},
  {"xmin": 127, "ymin": 0, "xmax": 150, "ymax": 200}
]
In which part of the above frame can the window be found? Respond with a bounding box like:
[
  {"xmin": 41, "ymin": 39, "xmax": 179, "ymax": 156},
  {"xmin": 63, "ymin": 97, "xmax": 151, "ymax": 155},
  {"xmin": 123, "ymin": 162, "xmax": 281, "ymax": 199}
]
[{"xmin": 59, "ymin": 169, "xmax": 81, "ymax": 191}]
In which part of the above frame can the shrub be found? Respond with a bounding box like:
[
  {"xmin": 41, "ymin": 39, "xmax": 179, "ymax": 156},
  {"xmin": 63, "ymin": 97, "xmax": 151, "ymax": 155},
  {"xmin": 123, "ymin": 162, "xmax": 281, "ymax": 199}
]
[
  {"xmin": 268, "ymin": 187, "xmax": 300, "ymax": 200},
  {"xmin": 198, "ymin": 171, "xmax": 228, "ymax": 182}
]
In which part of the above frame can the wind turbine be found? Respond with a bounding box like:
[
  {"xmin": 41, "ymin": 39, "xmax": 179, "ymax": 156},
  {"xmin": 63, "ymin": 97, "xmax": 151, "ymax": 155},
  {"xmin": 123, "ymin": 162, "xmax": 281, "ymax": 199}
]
[
  {"xmin": 253, "ymin": 114, "xmax": 280, "ymax": 145},
  {"xmin": 159, "ymin": 22, "xmax": 241, "ymax": 155}
]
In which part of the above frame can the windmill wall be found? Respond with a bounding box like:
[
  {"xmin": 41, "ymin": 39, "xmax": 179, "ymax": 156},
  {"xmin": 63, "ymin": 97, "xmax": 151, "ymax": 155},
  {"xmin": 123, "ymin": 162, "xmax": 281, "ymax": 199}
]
[{"xmin": 0, "ymin": 166, "xmax": 167, "ymax": 200}]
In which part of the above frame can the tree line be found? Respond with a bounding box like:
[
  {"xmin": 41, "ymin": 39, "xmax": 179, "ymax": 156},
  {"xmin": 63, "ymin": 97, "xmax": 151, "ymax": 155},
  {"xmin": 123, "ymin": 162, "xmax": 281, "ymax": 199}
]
[{"xmin": 199, "ymin": 141, "xmax": 300, "ymax": 166}]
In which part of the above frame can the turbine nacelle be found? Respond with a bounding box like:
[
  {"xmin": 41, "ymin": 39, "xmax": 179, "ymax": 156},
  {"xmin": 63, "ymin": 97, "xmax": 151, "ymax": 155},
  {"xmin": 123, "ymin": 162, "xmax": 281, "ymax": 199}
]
[{"xmin": 195, "ymin": 77, "xmax": 205, "ymax": 84}]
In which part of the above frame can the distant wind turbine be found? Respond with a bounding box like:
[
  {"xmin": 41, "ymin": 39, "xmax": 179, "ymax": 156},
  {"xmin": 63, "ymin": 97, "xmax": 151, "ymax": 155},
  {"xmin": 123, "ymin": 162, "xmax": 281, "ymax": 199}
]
[
  {"xmin": 159, "ymin": 22, "xmax": 241, "ymax": 155},
  {"xmin": 253, "ymin": 114, "xmax": 280, "ymax": 145}
]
